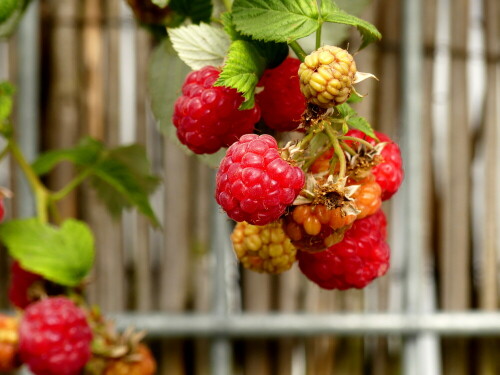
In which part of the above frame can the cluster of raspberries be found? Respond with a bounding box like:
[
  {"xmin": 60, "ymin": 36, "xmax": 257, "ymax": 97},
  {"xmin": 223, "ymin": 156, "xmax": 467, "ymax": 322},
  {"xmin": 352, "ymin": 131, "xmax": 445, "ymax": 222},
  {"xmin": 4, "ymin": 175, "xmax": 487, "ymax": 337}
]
[{"xmin": 174, "ymin": 46, "xmax": 404, "ymax": 290}]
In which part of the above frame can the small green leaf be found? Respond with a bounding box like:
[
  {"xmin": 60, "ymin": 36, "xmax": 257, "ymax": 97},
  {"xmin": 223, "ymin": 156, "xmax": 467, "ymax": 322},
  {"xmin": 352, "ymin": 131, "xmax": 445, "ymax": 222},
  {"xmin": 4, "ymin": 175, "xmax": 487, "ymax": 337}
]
[
  {"xmin": 321, "ymin": 1, "xmax": 381, "ymax": 49},
  {"xmin": 0, "ymin": 81, "xmax": 14, "ymax": 121},
  {"xmin": 337, "ymin": 103, "xmax": 378, "ymax": 140},
  {"xmin": 214, "ymin": 39, "xmax": 266, "ymax": 109},
  {"xmin": 151, "ymin": 0, "xmax": 170, "ymax": 8},
  {"xmin": 90, "ymin": 145, "xmax": 161, "ymax": 227},
  {"xmin": 347, "ymin": 91, "xmax": 363, "ymax": 103},
  {"xmin": 347, "ymin": 116, "xmax": 378, "ymax": 140},
  {"xmin": 169, "ymin": 0, "xmax": 213, "ymax": 24},
  {"xmin": 32, "ymin": 137, "xmax": 103, "ymax": 175},
  {"xmin": 168, "ymin": 23, "xmax": 231, "ymax": 70},
  {"xmin": 232, "ymin": 0, "xmax": 320, "ymax": 43},
  {"xmin": 0, "ymin": 218, "xmax": 94, "ymax": 287}
]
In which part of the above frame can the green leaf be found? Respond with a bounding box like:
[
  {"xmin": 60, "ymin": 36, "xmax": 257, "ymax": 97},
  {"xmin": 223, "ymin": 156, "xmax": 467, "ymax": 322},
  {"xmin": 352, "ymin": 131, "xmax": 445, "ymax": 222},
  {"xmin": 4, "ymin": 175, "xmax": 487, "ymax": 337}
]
[
  {"xmin": 0, "ymin": 218, "xmax": 94, "ymax": 287},
  {"xmin": 321, "ymin": 1, "xmax": 381, "ymax": 49},
  {"xmin": 0, "ymin": 0, "xmax": 31, "ymax": 38},
  {"xmin": 168, "ymin": 23, "xmax": 231, "ymax": 70},
  {"xmin": 221, "ymin": 12, "xmax": 288, "ymax": 69},
  {"xmin": 232, "ymin": 0, "xmax": 320, "ymax": 43},
  {"xmin": 347, "ymin": 91, "xmax": 363, "ymax": 103},
  {"xmin": 214, "ymin": 39, "xmax": 266, "ymax": 109},
  {"xmin": 90, "ymin": 145, "xmax": 161, "ymax": 227},
  {"xmin": 32, "ymin": 137, "xmax": 161, "ymax": 226},
  {"xmin": 151, "ymin": 0, "xmax": 170, "ymax": 7},
  {"xmin": 347, "ymin": 116, "xmax": 378, "ymax": 140},
  {"xmin": 169, "ymin": 0, "xmax": 213, "ymax": 24},
  {"xmin": 32, "ymin": 137, "xmax": 103, "ymax": 175},
  {"xmin": 337, "ymin": 103, "xmax": 378, "ymax": 140},
  {"xmin": 0, "ymin": 81, "xmax": 14, "ymax": 121}
]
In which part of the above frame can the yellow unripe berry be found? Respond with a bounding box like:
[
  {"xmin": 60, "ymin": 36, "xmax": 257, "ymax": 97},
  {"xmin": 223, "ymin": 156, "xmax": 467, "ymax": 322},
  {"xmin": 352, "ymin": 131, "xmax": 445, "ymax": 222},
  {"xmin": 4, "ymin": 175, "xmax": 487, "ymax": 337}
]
[
  {"xmin": 298, "ymin": 46, "xmax": 357, "ymax": 108},
  {"xmin": 230, "ymin": 220, "xmax": 297, "ymax": 274}
]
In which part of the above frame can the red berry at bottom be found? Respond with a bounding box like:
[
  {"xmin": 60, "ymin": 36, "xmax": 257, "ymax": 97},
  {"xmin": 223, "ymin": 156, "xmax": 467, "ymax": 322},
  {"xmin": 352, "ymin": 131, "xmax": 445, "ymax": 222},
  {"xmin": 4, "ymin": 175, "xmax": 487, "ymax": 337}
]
[
  {"xmin": 215, "ymin": 134, "xmax": 305, "ymax": 225},
  {"xmin": 19, "ymin": 297, "xmax": 92, "ymax": 375},
  {"xmin": 298, "ymin": 210, "xmax": 389, "ymax": 290},
  {"xmin": 172, "ymin": 66, "xmax": 261, "ymax": 154}
]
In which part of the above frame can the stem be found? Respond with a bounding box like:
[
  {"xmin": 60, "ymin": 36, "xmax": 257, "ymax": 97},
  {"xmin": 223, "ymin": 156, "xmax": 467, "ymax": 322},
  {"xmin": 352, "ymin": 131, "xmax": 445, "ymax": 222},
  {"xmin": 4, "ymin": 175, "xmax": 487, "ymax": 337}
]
[
  {"xmin": 8, "ymin": 139, "xmax": 49, "ymax": 223},
  {"xmin": 298, "ymin": 131, "xmax": 315, "ymax": 150},
  {"xmin": 338, "ymin": 135, "xmax": 375, "ymax": 150},
  {"xmin": 316, "ymin": 22, "xmax": 323, "ymax": 49},
  {"xmin": 51, "ymin": 168, "xmax": 93, "ymax": 202},
  {"xmin": 222, "ymin": 0, "xmax": 232, "ymax": 12},
  {"xmin": 288, "ymin": 41, "xmax": 307, "ymax": 62},
  {"xmin": 49, "ymin": 200, "xmax": 62, "ymax": 226},
  {"xmin": 325, "ymin": 125, "xmax": 346, "ymax": 179},
  {"xmin": 0, "ymin": 144, "xmax": 9, "ymax": 162},
  {"xmin": 340, "ymin": 141, "xmax": 356, "ymax": 156}
]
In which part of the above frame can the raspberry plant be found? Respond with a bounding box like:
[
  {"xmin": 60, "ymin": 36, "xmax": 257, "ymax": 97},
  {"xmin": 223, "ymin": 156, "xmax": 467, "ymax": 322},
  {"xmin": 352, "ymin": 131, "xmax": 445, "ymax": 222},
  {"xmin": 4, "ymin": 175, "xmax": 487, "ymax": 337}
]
[
  {"xmin": 148, "ymin": 0, "xmax": 403, "ymax": 287},
  {"xmin": 0, "ymin": 0, "xmax": 404, "ymax": 373}
]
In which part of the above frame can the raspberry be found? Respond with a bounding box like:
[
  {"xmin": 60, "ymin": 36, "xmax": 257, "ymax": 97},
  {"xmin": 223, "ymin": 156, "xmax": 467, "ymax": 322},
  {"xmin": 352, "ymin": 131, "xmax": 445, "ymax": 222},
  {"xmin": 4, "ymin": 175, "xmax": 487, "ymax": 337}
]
[
  {"xmin": 255, "ymin": 57, "xmax": 306, "ymax": 131},
  {"xmin": 19, "ymin": 297, "xmax": 93, "ymax": 375},
  {"xmin": 104, "ymin": 344, "xmax": 157, "ymax": 375},
  {"xmin": 298, "ymin": 46, "xmax": 357, "ymax": 108},
  {"xmin": 231, "ymin": 220, "xmax": 297, "ymax": 274},
  {"xmin": 298, "ymin": 210, "xmax": 389, "ymax": 290},
  {"xmin": 352, "ymin": 176, "xmax": 382, "ymax": 219},
  {"xmin": 0, "ymin": 199, "xmax": 4, "ymax": 222},
  {"xmin": 215, "ymin": 134, "xmax": 305, "ymax": 225},
  {"xmin": 346, "ymin": 130, "xmax": 403, "ymax": 200},
  {"xmin": 0, "ymin": 315, "xmax": 20, "ymax": 372},
  {"xmin": 172, "ymin": 66, "xmax": 261, "ymax": 154},
  {"xmin": 8, "ymin": 261, "xmax": 43, "ymax": 309},
  {"xmin": 283, "ymin": 205, "xmax": 356, "ymax": 252}
]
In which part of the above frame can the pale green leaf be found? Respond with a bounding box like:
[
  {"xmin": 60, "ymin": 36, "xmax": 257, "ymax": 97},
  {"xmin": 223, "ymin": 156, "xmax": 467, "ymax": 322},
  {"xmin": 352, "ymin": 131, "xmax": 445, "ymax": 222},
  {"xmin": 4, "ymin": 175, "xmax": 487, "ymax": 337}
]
[
  {"xmin": 151, "ymin": 0, "xmax": 170, "ymax": 8},
  {"xmin": 0, "ymin": 219, "xmax": 94, "ymax": 287},
  {"xmin": 168, "ymin": 23, "xmax": 231, "ymax": 70}
]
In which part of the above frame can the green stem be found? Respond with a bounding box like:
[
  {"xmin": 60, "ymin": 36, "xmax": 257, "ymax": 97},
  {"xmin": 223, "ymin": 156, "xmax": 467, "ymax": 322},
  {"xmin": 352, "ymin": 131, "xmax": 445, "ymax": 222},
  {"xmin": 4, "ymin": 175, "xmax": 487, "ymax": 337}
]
[
  {"xmin": 338, "ymin": 135, "xmax": 374, "ymax": 150},
  {"xmin": 51, "ymin": 168, "xmax": 93, "ymax": 202},
  {"xmin": 316, "ymin": 22, "xmax": 323, "ymax": 49},
  {"xmin": 0, "ymin": 144, "xmax": 9, "ymax": 162},
  {"xmin": 48, "ymin": 200, "xmax": 62, "ymax": 226},
  {"xmin": 222, "ymin": 0, "xmax": 232, "ymax": 12},
  {"xmin": 288, "ymin": 41, "xmax": 307, "ymax": 62},
  {"xmin": 325, "ymin": 125, "xmax": 346, "ymax": 178},
  {"xmin": 298, "ymin": 131, "xmax": 315, "ymax": 150},
  {"xmin": 8, "ymin": 139, "xmax": 49, "ymax": 223},
  {"xmin": 340, "ymin": 141, "xmax": 356, "ymax": 156}
]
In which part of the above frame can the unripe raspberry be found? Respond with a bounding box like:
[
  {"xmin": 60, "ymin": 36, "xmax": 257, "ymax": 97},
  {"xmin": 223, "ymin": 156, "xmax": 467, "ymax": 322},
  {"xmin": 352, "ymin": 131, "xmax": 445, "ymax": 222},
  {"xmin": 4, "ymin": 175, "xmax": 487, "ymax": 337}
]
[
  {"xmin": 298, "ymin": 210, "xmax": 389, "ymax": 290},
  {"xmin": 173, "ymin": 66, "xmax": 261, "ymax": 154},
  {"xmin": 0, "ymin": 314, "xmax": 19, "ymax": 372},
  {"xmin": 215, "ymin": 134, "xmax": 305, "ymax": 225},
  {"xmin": 298, "ymin": 46, "xmax": 357, "ymax": 108},
  {"xmin": 231, "ymin": 220, "xmax": 297, "ymax": 274},
  {"xmin": 256, "ymin": 57, "xmax": 306, "ymax": 131},
  {"xmin": 283, "ymin": 204, "xmax": 356, "ymax": 252},
  {"xmin": 352, "ymin": 176, "xmax": 382, "ymax": 219}
]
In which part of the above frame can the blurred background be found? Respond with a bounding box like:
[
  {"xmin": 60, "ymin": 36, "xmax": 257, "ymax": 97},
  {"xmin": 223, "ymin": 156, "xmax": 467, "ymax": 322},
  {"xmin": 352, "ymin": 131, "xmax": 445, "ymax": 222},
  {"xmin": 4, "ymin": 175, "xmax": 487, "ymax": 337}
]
[{"xmin": 0, "ymin": 0, "xmax": 499, "ymax": 374}]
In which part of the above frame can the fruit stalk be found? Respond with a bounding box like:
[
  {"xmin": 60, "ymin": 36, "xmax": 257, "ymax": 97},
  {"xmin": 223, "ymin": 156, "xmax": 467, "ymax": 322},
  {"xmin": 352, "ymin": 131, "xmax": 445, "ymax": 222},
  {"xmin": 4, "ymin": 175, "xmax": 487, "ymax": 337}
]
[
  {"xmin": 325, "ymin": 124, "xmax": 346, "ymax": 178},
  {"xmin": 288, "ymin": 41, "xmax": 307, "ymax": 62}
]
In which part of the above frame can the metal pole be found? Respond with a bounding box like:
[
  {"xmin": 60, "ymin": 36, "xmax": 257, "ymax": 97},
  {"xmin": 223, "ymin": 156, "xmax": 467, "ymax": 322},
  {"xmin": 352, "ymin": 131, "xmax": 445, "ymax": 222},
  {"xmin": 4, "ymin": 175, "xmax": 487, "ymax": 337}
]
[
  {"xmin": 210, "ymin": 203, "xmax": 232, "ymax": 375},
  {"xmin": 401, "ymin": 0, "xmax": 424, "ymax": 374}
]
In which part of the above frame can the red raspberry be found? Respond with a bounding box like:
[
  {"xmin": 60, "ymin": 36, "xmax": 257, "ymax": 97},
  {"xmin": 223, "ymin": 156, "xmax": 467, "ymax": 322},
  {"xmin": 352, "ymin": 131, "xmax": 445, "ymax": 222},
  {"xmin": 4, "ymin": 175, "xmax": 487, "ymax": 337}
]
[
  {"xmin": 255, "ymin": 57, "xmax": 306, "ymax": 131},
  {"xmin": 298, "ymin": 210, "xmax": 389, "ymax": 290},
  {"xmin": 8, "ymin": 262, "xmax": 43, "ymax": 309},
  {"xmin": 19, "ymin": 297, "xmax": 92, "ymax": 375},
  {"xmin": 215, "ymin": 134, "xmax": 305, "ymax": 225},
  {"xmin": 346, "ymin": 130, "xmax": 403, "ymax": 200},
  {"xmin": 172, "ymin": 66, "xmax": 261, "ymax": 154}
]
